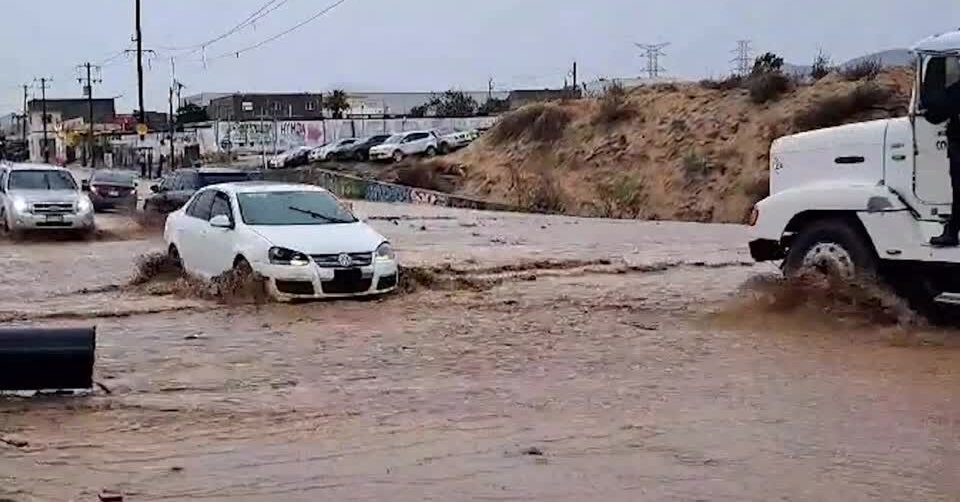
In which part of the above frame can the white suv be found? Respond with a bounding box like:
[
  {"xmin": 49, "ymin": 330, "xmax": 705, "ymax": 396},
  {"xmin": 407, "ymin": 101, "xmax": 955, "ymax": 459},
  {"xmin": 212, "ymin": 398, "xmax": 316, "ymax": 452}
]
[
  {"xmin": 0, "ymin": 164, "xmax": 95, "ymax": 238},
  {"xmin": 368, "ymin": 131, "xmax": 439, "ymax": 162}
]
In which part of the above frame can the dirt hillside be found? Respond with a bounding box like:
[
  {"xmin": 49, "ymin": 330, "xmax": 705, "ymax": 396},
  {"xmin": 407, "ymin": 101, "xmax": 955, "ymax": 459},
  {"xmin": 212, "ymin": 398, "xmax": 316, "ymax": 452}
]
[{"xmin": 449, "ymin": 69, "xmax": 912, "ymax": 223}]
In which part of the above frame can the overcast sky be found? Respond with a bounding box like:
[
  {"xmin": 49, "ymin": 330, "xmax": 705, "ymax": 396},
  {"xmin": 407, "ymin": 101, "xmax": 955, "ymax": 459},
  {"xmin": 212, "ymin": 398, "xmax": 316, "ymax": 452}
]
[{"xmin": 1, "ymin": 0, "xmax": 958, "ymax": 113}]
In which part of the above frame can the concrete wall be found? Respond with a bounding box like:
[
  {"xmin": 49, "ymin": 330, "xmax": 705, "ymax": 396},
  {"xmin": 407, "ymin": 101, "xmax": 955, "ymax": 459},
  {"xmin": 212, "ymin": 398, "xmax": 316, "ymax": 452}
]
[
  {"xmin": 214, "ymin": 116, "xmax": 498, "ymax": 154},
  {"xmin": 265, "ymin": 167, "xmax": 513, "ymax": 212}
]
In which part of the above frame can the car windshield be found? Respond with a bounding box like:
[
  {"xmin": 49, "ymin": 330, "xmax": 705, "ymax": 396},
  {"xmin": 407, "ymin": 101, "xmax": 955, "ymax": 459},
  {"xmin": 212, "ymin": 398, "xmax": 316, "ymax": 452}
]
[
  {"xmin": 92, "ymin": 171, "xmax": 137, "ymax": 185},
  {"xmin": 382, "ymin": 134, "xmax": 404, "ymax": 145},
  {"xmin": 199, "ymin": 172, "xmax": 254, "ymax": 187},
  {"xmin": 238, "ymin": 191, "xmax": 357, "ymax": 226},
  {"xmin": 9, "ymin": 170, "xmax": 77, "ymax": 190}
]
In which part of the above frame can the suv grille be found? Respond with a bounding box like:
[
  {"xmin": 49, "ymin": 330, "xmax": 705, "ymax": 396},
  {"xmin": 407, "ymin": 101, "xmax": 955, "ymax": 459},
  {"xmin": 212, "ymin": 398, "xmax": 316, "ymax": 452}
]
[
  {"xmin": 32, "ymin": 202, "xmax": 75, "ymax": 215},
  {"xmin": 310, "ymin": 252, "xmax": 373, "ymax": 268}
]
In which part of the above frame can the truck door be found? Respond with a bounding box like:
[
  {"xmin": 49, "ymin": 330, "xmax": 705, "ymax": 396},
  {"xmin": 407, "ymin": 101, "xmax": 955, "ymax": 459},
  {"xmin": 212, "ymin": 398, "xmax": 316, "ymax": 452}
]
[{"xmin": 914, "ymin": 55, "xmax": 956, "ymax": 208}]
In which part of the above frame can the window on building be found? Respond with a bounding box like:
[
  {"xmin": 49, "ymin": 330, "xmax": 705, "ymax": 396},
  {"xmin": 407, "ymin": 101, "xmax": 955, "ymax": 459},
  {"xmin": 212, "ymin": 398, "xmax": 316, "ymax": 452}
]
[
  {"xmin": 272, "ymin": 101, "xmax": 282, "ymax": 112},
  {"xmin": 306, "ymin": 100, "xmax": 317, "ymax": 111}
]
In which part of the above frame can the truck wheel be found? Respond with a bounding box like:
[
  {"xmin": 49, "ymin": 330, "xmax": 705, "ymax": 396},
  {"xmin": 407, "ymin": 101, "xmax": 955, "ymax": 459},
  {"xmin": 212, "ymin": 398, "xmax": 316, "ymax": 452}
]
[
  {"xmin": 392, "ymin": 150, "xmax": 404, "ymax": 163},
  {"xmin": 783, "ymin": 219, "xmax": 877, "ymax": 279},
  {"xmin": 425, "ymin": 146, "xmax": 437, "ymax": 157}
]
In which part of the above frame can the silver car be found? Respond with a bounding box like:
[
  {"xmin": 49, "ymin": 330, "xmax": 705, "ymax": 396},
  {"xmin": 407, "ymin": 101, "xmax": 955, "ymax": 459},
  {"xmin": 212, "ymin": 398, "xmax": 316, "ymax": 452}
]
[{"xmin": 0, "ymin": 163, "xmax": 95, "ymax": 237}]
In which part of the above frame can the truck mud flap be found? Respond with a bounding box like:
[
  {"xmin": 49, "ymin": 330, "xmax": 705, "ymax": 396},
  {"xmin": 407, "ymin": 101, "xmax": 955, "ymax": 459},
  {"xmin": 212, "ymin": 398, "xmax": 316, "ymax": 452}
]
[{"xmin": 0, "ymin": 327, "xmax": 95, "ymax": 391}]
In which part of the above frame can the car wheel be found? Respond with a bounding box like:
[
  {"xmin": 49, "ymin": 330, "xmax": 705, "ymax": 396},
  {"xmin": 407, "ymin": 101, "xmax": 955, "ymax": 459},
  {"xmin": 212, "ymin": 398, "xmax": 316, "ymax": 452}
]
[
  {"xmin": 168, "ymin": 244, "xmax": 183, "ymax": 270},
  {"xmin": 438, "ymin": 143, "xmax": 450, "ymax": 155},
  {"xmin": 234, "ymin": 256, "xmax": 254, "ymax": 276},
  {"xmin": 783, "ymin": 218, "xmax": 877, "ymax": 280},
  {"xmin": 355, "ymin": 151, "xmax": 366, "ymax": 162},
  {"xmin": 392, "ymin": 150, "xmax": 404, "ymax": 163},
  {"xmin": 425, "ymin": 146, "xmax": 437, "ymax": 157}
]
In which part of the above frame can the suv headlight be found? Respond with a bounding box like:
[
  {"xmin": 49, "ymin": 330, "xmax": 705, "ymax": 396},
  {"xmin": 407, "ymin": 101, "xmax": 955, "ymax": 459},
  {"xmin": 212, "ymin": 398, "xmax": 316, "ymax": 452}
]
[
  {"xmin": 11, "ymin": 198, "xmax": 28, "ymax": 213},
  {"xmin": 269, "ymin": 247, "xmax": 310, "ymax": 266},
  {"xmin": 376, "ymin": 242, "xmax": 396, "ymax": 261},
  {"xmin": 77, "ymin": 198, "xmax": 93, "ymax": 213}
]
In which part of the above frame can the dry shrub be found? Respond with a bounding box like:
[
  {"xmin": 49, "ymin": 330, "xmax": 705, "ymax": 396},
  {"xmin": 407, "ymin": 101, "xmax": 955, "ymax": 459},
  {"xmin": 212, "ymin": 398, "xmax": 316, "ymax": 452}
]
[
  {"xmin": 488, "ymin": 104, "xmax": 571, "ymax": 145},
  {"xmin": 747, "ymin": 72, "xmax": 791, "ymax": 104},
  {"xmin": 792, "ymin": 83, "xmax": 894, "ymax": 132},
  {"xmin": 594, "ymin": 175, "xmax": 646, "ymax": 218},
  {"xmin": 506, "ymin": 153, "xmax": 567, "ymax": 213},
  {"xmin": 592, "ymin": 82, "xmax": 637, "ymax": 126},
  {"xmin": 842, "ymin": 58, "xmax": 882, "ymax": 81},
  {"xmin": 682, "ymin": 151, "xmax": 711, "ymax": 180},
  {"xmin": 700, "ymin": 75, "xmax": 743, "ymax": 91}
]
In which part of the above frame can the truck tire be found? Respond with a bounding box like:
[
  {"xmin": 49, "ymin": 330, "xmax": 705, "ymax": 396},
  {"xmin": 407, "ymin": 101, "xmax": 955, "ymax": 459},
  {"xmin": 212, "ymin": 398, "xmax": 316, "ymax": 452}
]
[{"xmin": 783, "ymin": 218, "xmax": 877, "ymax": 279}]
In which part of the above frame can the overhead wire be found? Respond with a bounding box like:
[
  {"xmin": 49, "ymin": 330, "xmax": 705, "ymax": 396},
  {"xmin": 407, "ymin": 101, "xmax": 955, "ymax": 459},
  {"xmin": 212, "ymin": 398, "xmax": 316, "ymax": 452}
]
[
  {"xmin": 209, "ymin": 0, "xmax": 350, "ymax": 61},
  {"xmin": 157, "ymin": 0, "xmax": 293, "ymax": 55}
]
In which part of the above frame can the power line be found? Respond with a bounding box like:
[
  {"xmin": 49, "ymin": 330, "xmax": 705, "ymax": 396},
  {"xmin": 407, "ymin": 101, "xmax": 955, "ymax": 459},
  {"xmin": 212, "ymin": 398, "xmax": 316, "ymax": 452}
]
[
  {"xmin": 158, "ymin": 0, "xmax": 292, "ymax": 54},
  {"xmin": 209, "ymin": 0, "xmax": 350, "ymax": 61},
  {"xmin": 731, "ymin": 40, "xmax": 752, "ymax": 76},
  {"xmin": 635, "ymin": 43, "xmax": 669, "ymax": 79}
]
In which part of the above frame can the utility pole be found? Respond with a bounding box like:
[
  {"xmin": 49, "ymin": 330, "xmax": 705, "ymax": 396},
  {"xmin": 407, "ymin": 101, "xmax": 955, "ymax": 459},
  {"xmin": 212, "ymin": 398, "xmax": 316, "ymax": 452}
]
[
  {"xmin": 635, "ymin": 43, "xmax": 670, "ymax": 79},
  {"xmin": 572, "ymin": 61, "xmax": 578, "ymax": 90},
  {"xmin": 20, "ymin": 84, "xmax": 29, "ymax": 141},
  {"xmin": 77, "ymin": 62, "xmax": 102, "ymax": 167},
  {"xmin": 487, "ymin": 77, "xmax": 494, "ymax": 102},
  {"xmin": 135, "ymin": 0, "xmax": 145, "ymax": 129},
  {"xmin": 35, "ymin": 77, "xmax": 51, "ymax": 164},
  {"xmin": 731, "ymin": 40, "xmax": 753, "ymax": 76}
]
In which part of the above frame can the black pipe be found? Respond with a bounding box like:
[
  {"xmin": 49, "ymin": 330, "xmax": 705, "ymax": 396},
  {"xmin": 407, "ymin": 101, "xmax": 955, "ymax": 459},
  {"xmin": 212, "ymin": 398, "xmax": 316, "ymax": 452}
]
[{"xmin": 0, "ymin": 327, "xmax": 96, "ymax": 391}]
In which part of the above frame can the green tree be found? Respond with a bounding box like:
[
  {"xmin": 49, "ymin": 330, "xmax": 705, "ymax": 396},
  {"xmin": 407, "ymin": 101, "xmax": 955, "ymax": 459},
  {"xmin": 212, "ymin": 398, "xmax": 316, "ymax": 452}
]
[
  {"xmin": 810, "ymin": 49, "xmax": 833, "ymax": 81},
  {"xmin": 752, "ymin": 52, "xmax": 785, "ymax": 75},
  {"xmin": 434, "ymin": 91, "xmax": 478, "ymax": 117},
  {"xmin": 324, "ymin": 89, "xmax": 350, "ymax": 119},
  {"xmin": 478, "ymin": 97, "xmax": 510, "ymax": 115}
]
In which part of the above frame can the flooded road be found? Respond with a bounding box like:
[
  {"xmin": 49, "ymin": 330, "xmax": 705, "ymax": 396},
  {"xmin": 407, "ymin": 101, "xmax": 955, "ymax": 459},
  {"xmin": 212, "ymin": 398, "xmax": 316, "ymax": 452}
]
[{"xmin": 1, "ymin": 203, "xmax": 959, "ymax": 501}]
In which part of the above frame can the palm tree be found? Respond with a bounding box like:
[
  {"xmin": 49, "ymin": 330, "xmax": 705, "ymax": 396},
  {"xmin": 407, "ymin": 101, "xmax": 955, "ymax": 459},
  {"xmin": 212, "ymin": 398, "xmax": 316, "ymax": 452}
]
[{"xmin": 324, "ymin": 90, "xmax": 350, "ymax": 119}]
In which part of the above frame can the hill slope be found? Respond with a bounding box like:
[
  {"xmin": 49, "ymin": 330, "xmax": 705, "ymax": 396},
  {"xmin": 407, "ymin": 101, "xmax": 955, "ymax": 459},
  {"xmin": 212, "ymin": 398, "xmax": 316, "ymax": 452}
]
[{"xmin": 450, "ymin": 70, "xmax": 911, "ymax": 223}]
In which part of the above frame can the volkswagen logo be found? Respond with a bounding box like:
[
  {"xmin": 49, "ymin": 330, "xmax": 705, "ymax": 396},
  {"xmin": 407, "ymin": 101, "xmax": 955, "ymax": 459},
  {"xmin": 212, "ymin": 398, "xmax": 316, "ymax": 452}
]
[{"xmin": 337, "ymin": 253, "xmax": 353, "ymax": 267}]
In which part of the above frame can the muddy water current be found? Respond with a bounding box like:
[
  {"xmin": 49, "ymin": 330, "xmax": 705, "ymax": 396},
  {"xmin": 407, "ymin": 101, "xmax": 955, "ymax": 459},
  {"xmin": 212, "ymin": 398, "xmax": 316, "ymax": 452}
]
[{"xmin": 0, "ymin": 204, "xmax": 959, "ymax": 501}]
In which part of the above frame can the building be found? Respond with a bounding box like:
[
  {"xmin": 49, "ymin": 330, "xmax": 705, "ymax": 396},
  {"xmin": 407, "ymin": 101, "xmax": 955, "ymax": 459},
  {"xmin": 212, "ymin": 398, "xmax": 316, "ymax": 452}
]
[
  {"xmin": 344, "ymin": 91, "xmax": 508, "ymax": 117},
  {"xmin": 207, "ymin": 93, "xmax": 325, "ymax": 121},
  {"xmin": 26, "ymin": 98, "xmax": 116, "ymax": 163},
  {"xmin": 506, "ymin": 88, "xmax": 580, "ymax": 108},
  {"xmin": 182, "ymin": 92, "xmax": 231, "ymax": 108}
]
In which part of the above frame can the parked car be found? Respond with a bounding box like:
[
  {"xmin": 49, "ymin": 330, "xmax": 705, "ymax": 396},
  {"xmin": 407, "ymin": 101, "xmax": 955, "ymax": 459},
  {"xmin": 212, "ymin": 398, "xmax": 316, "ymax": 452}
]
[
  {"xmin": 340, "ymin": 134, "xmax": 393, "ymax": 161},
  {"xmin": 143, "ymin": 167, "xmax": 260, "ymax": 214},
  {"xmin": 0, "ymin": 163, "xmax": 94, "ymax": 238},
  {"xmin": 85, "ymin": 169, "xmax": 138, "ymax": 212},
  {"xmin": 438, "ymin": 130, "xmax": 476, "ymax": 153},
  {"xmin": 368, "ymin": 131, "xmax": 440, "ymax": 162},
  {"xmin": 163, "ymin": 182, "xmax": 399, "ymax": 300},
  {"xmin": 308, "ymin": 138, "xmax": 360, "ymax": 162},
  {"xmin": 268, "ymin": 146, "xmax": 312, "ymax": 169}
]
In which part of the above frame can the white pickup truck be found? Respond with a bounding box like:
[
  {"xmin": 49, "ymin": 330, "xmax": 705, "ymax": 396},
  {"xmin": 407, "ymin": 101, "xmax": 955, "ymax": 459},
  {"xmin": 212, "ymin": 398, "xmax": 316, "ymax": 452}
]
[{"xmin": 749, "ymin": 30, "xmax": 960, "ymax": 308}]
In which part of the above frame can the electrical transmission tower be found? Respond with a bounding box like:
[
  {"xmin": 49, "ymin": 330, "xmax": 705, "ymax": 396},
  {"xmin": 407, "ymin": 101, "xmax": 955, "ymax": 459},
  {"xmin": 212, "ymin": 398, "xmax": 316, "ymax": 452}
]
[
  {"xmin": 635, "ymin": 43, "xmax": 669, "ymax": 79},
  {"xmin": 731, "ymin": 40, "xmax": 753, "ymax": 76}
]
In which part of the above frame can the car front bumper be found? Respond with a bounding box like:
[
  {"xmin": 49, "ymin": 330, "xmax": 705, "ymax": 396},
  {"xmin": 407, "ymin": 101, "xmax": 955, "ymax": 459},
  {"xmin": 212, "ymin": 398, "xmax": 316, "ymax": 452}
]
[
  {"xmin": 368, "ymin": 150, "xmax": 392, "ymax": 160},
  {"xmin": 10, "ymin": 211, "xmax": 95, "ymax": 231},
  {"xmin": 258, "ymin": 259, "xmax": 400, "ymax": 300}
]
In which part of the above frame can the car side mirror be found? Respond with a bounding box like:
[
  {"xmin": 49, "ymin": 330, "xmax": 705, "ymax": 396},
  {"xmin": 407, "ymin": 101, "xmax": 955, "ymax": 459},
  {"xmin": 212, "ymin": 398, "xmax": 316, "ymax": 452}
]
[
  {"xmin": 210, "ymin": 214, "xmax": 232, "ymax": 229},
  {"xmin": 150, "ymin": 184, "xmax": 160, "ymax": 193},
  {"xmin": 81, "ymin": 180, "xmax": 90, "ymax": 191}
]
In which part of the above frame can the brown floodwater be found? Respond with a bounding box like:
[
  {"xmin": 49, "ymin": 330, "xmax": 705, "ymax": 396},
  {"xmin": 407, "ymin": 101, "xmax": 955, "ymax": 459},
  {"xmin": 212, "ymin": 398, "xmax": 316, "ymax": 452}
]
[{"xmin": 0, "ymin": 204, "xmax": 959, "ymax": 501}]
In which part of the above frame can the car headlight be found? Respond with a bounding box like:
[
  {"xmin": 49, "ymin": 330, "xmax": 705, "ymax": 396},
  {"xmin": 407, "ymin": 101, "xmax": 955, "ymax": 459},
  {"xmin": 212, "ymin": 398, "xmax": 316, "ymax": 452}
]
[
  {"xmin": 11, "ymin": 199, "xmax": 28, "ymax": 213},
  {"xmin": 77, "ymin": 198, "xmax": 93, "ymax": 213},
  {"xmin": 269, "ymin": 247, "xmax": 310, "ymax": 266},
  {"xmin": 376, "ymin": 242, "xmax": 396, "ymax": 261}
]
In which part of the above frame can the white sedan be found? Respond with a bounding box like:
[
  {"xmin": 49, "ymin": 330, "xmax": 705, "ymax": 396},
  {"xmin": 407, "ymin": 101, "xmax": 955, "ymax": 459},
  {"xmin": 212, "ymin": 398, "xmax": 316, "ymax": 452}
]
[{"xmin": 163, "ymin": 182, "xmax": 399, "ymax": 300}]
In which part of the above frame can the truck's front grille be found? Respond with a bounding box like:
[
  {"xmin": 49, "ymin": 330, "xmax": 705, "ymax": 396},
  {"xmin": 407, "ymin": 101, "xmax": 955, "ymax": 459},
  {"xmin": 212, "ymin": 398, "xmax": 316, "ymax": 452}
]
[{"xmin": 32, "ymin": 202, "xmax": 75, "ymax": 215}]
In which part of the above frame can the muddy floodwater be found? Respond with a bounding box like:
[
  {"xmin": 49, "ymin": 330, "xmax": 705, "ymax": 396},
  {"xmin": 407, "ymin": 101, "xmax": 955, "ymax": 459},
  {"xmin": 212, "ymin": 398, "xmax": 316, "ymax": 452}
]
[{"xmin": 1, "ymin": 202, "xmax": 959, "ymax": 501}]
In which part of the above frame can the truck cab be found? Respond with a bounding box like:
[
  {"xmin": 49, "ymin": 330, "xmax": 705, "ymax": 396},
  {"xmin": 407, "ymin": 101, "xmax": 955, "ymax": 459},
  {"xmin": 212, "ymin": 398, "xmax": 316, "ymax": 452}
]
[{"xmin": 750, "ymin": 30, "xmax": 960, "ymax": 306}]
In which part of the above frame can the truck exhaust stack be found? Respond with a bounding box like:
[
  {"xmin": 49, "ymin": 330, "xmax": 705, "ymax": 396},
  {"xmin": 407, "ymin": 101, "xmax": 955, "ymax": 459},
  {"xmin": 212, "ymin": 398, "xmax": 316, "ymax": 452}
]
[{"xmin": 0, "ymin": 327, "xmax": 96, "ymax": 392}]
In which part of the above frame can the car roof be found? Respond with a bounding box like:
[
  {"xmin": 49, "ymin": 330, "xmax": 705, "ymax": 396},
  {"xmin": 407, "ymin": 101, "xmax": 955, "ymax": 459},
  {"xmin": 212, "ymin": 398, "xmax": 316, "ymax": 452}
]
[
  {"xmin": 4, "ymin": 163, "xmax": 70, "ymax": 172},
  {"xmin": 204, "ymin": 181, "xmax": 331, "ymax": 195},
  {"xmin": 176, "ymin": 167, "xmax": 250, "ymax": 174}
]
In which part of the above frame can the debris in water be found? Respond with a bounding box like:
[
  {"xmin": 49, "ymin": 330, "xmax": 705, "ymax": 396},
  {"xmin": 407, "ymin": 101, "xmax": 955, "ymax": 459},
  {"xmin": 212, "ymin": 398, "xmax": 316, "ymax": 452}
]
[
  {"xmin": 0, "ymin": 435, "xmax": 28, "ymax": 448},
  {"xmin": 521, "ymin": 446, "xmax": 544, "ymax": 456},
  {"xmin": 98, "ymin": 490, "xmax": 124, "ymax": 502}
]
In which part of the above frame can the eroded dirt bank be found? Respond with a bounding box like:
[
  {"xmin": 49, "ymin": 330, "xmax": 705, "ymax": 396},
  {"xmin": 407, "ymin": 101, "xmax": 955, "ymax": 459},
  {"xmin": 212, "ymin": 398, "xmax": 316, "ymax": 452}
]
[{"xmin": 1, "ymin": 204, "xmax": 959, "ymax": 502}]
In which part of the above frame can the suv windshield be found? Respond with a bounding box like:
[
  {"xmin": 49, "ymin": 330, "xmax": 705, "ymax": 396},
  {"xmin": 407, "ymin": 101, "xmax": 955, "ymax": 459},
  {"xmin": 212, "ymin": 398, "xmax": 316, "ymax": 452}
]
[
  {"xmin": 238, "ymin": 191, "xmax": 357, "ymax": 226},
  {"xmin": 198, "ymin": 172, "xmax": 255, "ymax": 187},
  {"xmin": 9, "ymin": 170, "xmax": 77, "ymax": 190},
  {"xmin": 383, "ymin": 134, "xmax": 404, "ymax": 145}
]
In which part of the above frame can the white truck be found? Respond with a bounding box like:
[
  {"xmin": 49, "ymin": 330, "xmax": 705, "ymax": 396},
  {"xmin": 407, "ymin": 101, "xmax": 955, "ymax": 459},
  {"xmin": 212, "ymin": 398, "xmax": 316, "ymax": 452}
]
[{"xmin": 749, "ymin": 30, "xmax": 960, "ymax": 307}]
